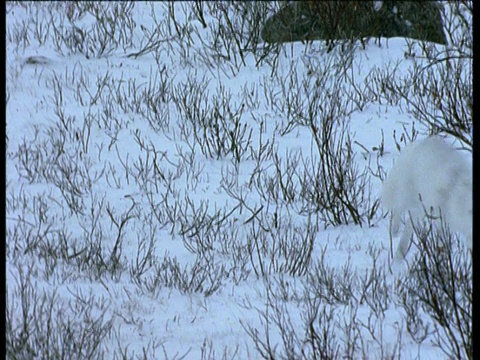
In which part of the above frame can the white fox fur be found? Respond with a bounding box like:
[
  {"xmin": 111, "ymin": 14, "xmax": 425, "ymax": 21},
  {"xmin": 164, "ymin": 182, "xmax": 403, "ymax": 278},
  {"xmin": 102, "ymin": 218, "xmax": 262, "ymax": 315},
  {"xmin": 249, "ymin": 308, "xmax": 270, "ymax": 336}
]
[{"xmin": 381, "ymin": 136, "xmax": 472, "ymax": 260}]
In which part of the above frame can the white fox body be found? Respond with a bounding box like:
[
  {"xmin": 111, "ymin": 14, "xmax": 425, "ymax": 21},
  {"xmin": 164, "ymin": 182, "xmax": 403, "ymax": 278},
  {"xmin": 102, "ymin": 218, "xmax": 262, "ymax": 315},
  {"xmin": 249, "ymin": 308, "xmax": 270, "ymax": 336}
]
[{"xmin": 381, "ymin": 136, "xmax": 472, "ymax": 260}]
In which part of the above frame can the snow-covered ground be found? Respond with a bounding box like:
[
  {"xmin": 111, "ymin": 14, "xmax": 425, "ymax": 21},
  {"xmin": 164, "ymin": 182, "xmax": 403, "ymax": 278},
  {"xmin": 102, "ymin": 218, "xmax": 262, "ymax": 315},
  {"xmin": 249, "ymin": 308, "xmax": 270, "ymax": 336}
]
[{"xmin": 6, "ymin": 2, "xmax": 472, "ymax": 359}]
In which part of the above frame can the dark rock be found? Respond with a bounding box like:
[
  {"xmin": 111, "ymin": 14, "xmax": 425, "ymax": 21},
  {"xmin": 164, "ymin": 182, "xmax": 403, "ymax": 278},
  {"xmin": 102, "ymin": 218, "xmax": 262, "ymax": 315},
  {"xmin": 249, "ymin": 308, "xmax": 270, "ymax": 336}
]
[{"xmin": 261, "ymin": 1, "xmax": 446, "ymax": 45}]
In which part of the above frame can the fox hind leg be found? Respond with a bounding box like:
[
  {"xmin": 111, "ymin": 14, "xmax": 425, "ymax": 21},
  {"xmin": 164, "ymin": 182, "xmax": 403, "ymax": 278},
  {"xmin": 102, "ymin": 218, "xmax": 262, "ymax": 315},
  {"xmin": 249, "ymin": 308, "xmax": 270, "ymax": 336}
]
[{"xmin": 394, "ymin": 222, "xmax": 414, "ymax": 261}]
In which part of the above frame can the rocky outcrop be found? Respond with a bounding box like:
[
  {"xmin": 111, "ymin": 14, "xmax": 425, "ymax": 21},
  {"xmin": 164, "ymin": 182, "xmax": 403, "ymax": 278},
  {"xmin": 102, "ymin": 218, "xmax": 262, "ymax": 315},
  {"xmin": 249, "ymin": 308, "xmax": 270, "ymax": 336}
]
[{"xmin": 261, "ymin": 1, "xmax": 446, "ymax": 45}]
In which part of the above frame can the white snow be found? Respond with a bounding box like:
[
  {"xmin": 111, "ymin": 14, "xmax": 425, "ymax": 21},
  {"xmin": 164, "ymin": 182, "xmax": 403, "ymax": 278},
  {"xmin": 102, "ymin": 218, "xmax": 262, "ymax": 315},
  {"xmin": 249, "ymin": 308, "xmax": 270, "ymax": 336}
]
[{"xmin": 6, "ymin": 2, "xmax": 471, "ymax": 359}]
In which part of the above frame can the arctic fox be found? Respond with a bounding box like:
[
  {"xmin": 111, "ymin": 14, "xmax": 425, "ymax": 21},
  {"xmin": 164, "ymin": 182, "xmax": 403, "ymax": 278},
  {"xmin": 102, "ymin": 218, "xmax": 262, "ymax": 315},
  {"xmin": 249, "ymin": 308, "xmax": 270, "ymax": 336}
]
[{"xmin": 381, "ymin": 136, "xmax": 472, "ymax": 261}]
